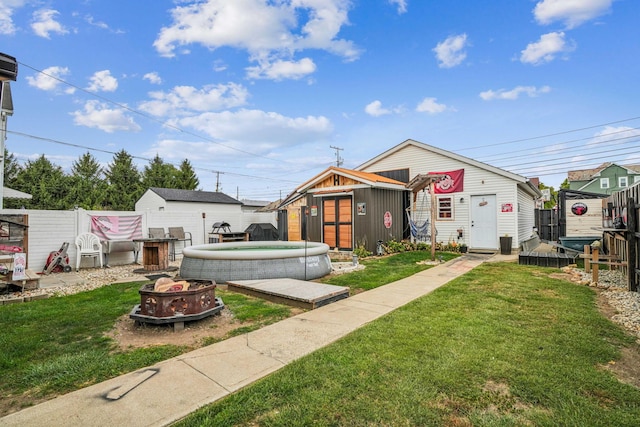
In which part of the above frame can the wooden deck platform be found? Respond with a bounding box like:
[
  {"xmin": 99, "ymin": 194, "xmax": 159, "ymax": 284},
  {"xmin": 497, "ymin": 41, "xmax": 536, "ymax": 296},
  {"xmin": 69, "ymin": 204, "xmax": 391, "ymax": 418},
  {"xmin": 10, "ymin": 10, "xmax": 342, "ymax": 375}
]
[{"xmin": 226, "ymin": 278, "xmax": 349, "ymax": 310}]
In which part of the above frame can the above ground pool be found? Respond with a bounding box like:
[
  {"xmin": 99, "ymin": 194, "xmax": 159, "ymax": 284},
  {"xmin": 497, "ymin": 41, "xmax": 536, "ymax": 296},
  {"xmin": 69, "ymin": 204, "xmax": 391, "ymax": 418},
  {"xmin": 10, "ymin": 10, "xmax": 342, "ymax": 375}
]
[{"xmin": 180, "ymin": 241, "xmax": 332, "ymax": 283}]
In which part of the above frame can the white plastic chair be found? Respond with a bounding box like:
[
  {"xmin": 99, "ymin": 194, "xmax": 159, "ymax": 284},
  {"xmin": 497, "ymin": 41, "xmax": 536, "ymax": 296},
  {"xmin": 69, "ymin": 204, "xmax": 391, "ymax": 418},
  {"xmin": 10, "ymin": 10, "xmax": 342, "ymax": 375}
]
[{"xmin": 75, "ymin": 232, "xmax": 103, "ymax": 271}]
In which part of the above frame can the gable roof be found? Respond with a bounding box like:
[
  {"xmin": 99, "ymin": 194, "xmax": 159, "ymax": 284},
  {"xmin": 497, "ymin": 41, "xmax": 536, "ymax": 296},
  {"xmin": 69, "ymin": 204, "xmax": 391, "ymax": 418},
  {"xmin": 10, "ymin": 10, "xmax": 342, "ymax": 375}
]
[
  {"xmin": 149, "ymin": 187, "xmax": 242, "ymax": 205},
  {"xmin": 568, "ymin": 162, "xmax": 640, "ymax": 181},
  {"xmin": 296, "ymin": 166, "xmax": 406, "ymax": 193},
  {"xmin": 279, "ymin": 167, "xmax": 407, "ymax": 208},
  {"xmin": 356, "ymin": 139, "xmax": 541, "ymax": 197}
]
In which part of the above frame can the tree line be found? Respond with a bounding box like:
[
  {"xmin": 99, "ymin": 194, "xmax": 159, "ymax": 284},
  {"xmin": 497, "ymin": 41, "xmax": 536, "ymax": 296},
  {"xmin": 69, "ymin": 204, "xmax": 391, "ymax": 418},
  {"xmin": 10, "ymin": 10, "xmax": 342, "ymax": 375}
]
[{"xmin": 3, "ymin": 149, "xmax": 200, "ymax": 211}]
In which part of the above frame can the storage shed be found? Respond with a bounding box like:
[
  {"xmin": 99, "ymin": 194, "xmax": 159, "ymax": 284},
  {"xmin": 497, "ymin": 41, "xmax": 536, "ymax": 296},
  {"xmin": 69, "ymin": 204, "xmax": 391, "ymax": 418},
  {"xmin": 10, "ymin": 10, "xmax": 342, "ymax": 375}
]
[{"xmin": 279, "ymin": 167, "xmax": 408, "ymax": 253}]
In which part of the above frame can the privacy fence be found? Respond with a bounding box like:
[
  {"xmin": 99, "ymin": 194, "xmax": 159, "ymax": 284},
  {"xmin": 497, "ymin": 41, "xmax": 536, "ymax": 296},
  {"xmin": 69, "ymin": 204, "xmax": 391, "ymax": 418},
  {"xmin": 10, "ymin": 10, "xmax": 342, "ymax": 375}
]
[
  {"xmin": 0, "ymin": 208, "xmax": 276, "ymax": 273},
  {"xmin": 604, "ymin": 184, "xmax": 640, "ymax": 292}
]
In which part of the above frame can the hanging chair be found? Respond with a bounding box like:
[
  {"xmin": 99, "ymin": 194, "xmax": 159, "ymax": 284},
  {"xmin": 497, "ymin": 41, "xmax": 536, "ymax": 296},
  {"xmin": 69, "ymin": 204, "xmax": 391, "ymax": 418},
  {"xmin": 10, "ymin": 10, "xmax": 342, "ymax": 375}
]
[{"xmin": 406, "ymin": 211, "xmax": 433, "ymax": 240}]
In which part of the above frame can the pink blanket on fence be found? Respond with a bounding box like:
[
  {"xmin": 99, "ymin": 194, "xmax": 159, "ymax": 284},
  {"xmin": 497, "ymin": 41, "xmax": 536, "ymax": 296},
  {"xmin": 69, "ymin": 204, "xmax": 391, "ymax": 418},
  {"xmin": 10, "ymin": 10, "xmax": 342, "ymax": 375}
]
[{"xmin": 90, "ymin": 215, "xmax": 143, "ymax": 241}]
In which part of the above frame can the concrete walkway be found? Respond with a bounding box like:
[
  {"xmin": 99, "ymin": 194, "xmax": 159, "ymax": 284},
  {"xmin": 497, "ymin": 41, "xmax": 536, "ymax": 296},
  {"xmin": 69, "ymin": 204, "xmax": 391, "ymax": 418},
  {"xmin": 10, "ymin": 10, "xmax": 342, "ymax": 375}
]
[{"xmin": 2, "ymin": 252, "xmax": 514, "ymax": 427}]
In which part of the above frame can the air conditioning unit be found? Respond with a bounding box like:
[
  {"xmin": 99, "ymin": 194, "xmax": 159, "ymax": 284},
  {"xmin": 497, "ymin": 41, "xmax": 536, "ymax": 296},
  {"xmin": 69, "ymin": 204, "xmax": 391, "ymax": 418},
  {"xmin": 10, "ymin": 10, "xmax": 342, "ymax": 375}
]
[{"xmin": 0, "ymin": 53, "xmax": 18, "ymax": 81}]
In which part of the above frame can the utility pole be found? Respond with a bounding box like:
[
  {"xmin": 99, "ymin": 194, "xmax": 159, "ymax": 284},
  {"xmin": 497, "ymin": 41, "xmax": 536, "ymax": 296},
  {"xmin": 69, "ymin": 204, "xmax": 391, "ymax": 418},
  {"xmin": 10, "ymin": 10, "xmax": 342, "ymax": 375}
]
[
  {"xmin": 214, "ymin": 171, "xmax": 221, "ymax": 192},
  {"xmin": 330, "ymin": 145, "xmax": 343, "ymax": 167}
]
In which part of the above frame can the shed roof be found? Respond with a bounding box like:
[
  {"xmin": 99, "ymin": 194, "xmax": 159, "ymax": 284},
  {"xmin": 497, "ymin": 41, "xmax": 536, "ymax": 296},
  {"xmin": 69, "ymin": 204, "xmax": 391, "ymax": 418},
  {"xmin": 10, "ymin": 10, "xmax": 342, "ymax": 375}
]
[
  {"xmin": 149, "ymin": 187, "xmax": 242, "ymax": 205},
  {"xmin": 279, "ymin": 167, "xmax": 407, "ymax": 208}
]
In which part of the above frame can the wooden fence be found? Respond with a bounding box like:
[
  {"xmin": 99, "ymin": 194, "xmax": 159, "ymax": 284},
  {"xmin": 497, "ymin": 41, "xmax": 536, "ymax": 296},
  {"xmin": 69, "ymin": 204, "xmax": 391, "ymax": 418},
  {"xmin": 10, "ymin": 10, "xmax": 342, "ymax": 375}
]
[{"xmin": 604, "ymin": 184, "xmax": 640, "ymax": 292}]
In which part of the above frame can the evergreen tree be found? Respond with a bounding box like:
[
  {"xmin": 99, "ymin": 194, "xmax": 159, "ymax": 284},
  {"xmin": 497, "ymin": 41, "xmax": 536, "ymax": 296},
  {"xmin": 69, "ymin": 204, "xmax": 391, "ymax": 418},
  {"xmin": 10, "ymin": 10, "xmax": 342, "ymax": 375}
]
[
  {"xmin": 3, "ymin": 148, "xmax": 21, "ymax": 188},
  {"xmin": 69, "ymin": 152, "xmax": 107, "ymax": 209},
  {"xmin": 2, "ymin": 149, "xmax": 24, "ymax": 209},
  {"xmin": 141, "ymin": 154, "xmax": 178, "ymax": 189},
  {"xmin": 175, "ymin": 159, "xmax": 199, "ymax": 190},
  {"xmin": 104, "ymin": 150, "xmax": 142, "ymax": 211},
  {"xmin": 14, "ymin": 154, "xmax": 71, "ymax": 210}
]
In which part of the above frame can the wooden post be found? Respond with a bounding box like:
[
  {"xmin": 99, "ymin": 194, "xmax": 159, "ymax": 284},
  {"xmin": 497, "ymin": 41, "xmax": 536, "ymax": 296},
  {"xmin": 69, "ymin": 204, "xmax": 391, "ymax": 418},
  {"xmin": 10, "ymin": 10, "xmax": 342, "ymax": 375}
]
[
  {"xmin": 584, "ymin": 245, "xmax": 591, "ymax": 274},
  {"xmin": 592, "ymin": 247, "xmax": 599, "ymax": 285},
  {"xmin": 627, "ymin": 197, "xmax": 637, "ymax": 292},
  {"xmin": 430, "ymin": 181, "xmax": 437, "ymax": 261}
]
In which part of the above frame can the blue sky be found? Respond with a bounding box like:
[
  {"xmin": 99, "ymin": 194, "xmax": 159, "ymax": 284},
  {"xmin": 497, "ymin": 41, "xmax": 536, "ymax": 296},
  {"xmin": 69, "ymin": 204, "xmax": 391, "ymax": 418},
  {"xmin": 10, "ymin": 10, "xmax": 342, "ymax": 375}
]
[{"xmin": 1, "ymin": 0, "xmax": 639, "ymax": 201}]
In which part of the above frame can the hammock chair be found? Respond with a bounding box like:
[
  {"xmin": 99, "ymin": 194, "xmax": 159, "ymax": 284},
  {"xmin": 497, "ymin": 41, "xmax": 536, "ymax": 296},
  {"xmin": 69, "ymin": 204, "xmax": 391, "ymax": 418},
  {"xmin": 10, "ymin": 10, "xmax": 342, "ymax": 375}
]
[{"xmin": 406, "ymin": 189, "xmax": 436, "ymax": 241}]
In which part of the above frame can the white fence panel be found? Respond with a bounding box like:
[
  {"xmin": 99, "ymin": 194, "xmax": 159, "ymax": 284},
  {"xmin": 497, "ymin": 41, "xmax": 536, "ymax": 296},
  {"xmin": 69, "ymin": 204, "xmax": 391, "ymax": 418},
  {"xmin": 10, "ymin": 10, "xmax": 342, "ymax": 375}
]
[{"xmin": 0, "ymin": 208, "xmax": 278, "ymax": 272}]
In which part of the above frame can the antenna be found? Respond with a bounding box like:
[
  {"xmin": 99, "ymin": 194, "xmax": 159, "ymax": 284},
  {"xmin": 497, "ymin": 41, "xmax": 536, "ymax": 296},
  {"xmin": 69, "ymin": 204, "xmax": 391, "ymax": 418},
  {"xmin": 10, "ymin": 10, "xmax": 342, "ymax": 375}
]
[{"xmin": 330, "ymin": 145, "xmax": 343, "ymax": 167}]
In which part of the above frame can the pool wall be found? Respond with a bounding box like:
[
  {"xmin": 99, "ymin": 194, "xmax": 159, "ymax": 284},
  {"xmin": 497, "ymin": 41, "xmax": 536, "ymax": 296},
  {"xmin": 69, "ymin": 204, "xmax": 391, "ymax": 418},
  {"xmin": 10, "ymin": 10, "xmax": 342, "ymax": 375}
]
[{"xmin": 180, "ymin": 241, "xmax": 332, "ymax": 283}]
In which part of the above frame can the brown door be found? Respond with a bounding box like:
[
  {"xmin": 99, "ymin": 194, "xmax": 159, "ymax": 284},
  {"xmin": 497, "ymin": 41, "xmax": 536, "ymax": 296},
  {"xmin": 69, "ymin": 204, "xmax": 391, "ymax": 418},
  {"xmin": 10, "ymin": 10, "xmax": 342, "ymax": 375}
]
[{"xmin": 323, "ymin": 197, "xmax": 352, "ymax": 250}]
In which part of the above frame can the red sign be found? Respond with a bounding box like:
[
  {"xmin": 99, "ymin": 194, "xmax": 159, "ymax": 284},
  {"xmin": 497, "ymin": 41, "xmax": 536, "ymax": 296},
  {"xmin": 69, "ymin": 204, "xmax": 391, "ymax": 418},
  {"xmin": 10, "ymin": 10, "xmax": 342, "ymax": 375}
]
[
  {"xmin": 501, "ymin": 203, "xmax": 513, "ymax": 213},
  {"xmin": 384, "ymin": 211, "xmax": 392, "ymax": 229}
]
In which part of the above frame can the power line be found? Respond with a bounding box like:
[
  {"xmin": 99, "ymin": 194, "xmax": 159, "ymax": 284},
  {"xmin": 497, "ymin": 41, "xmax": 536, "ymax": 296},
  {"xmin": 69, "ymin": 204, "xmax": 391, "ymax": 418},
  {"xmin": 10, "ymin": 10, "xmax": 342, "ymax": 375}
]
[{"xmin": 7, "ymin": 129, "xmax": 300, "ymax": 184}]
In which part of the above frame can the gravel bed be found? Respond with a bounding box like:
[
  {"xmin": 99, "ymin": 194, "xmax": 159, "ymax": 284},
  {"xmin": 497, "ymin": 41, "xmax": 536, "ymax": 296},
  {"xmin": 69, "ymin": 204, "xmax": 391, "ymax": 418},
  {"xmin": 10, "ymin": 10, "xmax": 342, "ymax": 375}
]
[{"xmin": 562, "ymin": 266, "xmax": 640, "ymax": 340}]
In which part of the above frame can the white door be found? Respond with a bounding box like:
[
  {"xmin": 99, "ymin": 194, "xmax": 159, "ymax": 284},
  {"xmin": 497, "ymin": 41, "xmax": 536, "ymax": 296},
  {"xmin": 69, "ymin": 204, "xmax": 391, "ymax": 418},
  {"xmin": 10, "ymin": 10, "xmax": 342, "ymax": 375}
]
[{"xmin": 470, "ymin": 195, "xmax": 498, "ymax": 249}]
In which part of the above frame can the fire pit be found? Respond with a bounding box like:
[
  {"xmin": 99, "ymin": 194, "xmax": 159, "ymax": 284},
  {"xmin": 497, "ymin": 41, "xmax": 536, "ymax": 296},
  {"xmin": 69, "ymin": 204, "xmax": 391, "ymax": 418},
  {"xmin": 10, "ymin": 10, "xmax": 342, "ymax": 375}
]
[{"xmin": 129, "ymin": 279, "xmax": 224, "ymax": 331}]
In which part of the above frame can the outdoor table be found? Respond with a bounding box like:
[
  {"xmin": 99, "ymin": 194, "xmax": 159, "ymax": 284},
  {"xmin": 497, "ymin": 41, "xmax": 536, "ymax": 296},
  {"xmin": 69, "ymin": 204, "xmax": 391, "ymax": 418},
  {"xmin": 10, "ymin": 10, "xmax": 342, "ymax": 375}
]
[{"xmin": 133, "ymin": 238, "xmax": 176, "ymax": 271}]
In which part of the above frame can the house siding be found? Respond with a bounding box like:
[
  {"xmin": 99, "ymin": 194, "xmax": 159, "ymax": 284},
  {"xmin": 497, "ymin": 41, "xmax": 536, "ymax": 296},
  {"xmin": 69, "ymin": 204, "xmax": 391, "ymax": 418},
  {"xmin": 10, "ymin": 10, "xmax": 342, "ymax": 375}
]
[{"xmin": 359, "ymin": 143, "xmax": 527, "ymax": 249}]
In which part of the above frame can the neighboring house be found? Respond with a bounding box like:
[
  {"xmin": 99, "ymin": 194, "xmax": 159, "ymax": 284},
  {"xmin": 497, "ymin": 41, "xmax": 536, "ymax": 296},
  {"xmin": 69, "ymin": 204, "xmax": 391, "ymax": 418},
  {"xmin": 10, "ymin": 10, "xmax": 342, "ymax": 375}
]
[
  {"xmin": 355, "ymin": 139, "xmax": 542, "ymax": 252},
  {"xmin": 279, "ymin": 167, "xmax": 408, "ymax": 253},
  {"xmin": 136, "ymin": 187, "xmax": 242, "ymax": 217},
  {"xmin": 567, "ymin": 162, "xmax": 640, "ymax": 195},
  {"xmin": 240, "ymin": 199, "xmax": 272, "ymax": 213}
]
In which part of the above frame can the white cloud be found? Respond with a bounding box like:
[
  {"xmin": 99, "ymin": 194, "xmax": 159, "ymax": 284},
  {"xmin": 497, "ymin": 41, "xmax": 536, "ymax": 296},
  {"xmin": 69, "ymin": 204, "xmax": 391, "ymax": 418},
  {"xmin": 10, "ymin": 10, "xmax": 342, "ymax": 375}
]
[
  {"xmin": 31, "ymin": 9, "xmax": 68, "ymax": 38},
  {"xmin": 365, "ymin": 100, "xmax": 391, "ymax": 117},
  {"xmin": 72, "ymin": 100, "xmax": 141, "ymax": 133},
  {"xmin": 246, "ymin": 57, "xmax": 316, "ymax": 80},
  {"xmin": 389, "ymin": 0, "xmax": 408, "ymax": 14},
  {"xmin": 143, "ymin": 72, "xmax": 162, "ymax": 85},
  {"xmin": 139, "ymin": 83, "xmax": 250, "ymax": 117},
  {"xmin": 479, "ymin": 85, "xmax": 551, "ymax": 100},
  {"xmin": 172, "ymin": 109, "xmax": 333, "ymax": 153},
  {"xmin": 153, "ymin": 0, "xmax": 361, "ymax": 80},
  {"xmin": 520, "ymin": 32, "xmax": 574, "ymax": 65},
  {"xmin": 25, "ymin": 65, "xmax": 75, "ymax": 93},
  {"xmin": 415, "ymin": 97, "xmax": 449, "ymax": 114},
  {"xmin": 433, "ymin": 33, "xmax": 468, "ymax": 68},
  {"xmin": 589, "ymin": 126, "xmax": 640, "ymax": 147},
  {"xmin": 86, "ymin": 70, "xmax": 118, "ymax": 92},
  {"xmin": 534, "ymin": 0, "xmax": 612, "ymax": 29},
  {"xmin": 0, "ymin": 0, "xmax": 28, "ymax": 35}
]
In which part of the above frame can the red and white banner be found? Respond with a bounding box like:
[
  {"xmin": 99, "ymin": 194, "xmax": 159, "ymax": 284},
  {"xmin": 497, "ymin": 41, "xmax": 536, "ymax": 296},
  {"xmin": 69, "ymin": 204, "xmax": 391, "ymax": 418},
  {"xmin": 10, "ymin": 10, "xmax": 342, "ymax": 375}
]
[
  {"xmin": 90, "ymin": 215, "xmax": 143, "ymax": 241},
  {"xmin": 429, "ymin": 169, "xmax": 464, "ymax": 193}
]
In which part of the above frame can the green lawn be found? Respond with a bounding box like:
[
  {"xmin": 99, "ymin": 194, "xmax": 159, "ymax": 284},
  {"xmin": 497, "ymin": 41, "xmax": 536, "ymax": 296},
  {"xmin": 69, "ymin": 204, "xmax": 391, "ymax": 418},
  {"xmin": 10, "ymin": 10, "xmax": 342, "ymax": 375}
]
[
  {"xmin": 0, "ymin": 250, "xmax": 446, "ymax": 415},
  {"xmin": 175, "ymin": 262, "xmax": 640, "ymax": 426}
]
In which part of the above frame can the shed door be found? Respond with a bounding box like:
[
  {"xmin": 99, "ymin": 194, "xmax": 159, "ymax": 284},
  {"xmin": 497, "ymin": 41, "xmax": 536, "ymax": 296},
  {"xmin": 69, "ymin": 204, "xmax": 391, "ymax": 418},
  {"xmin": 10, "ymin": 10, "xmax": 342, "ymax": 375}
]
[
  {"xmin": 323, "ymin": 197, "xmax": 353, "ymax": 250},
  {"xmin": 470, "ymin": 195, "xmax": 498, "ymax": 249}
]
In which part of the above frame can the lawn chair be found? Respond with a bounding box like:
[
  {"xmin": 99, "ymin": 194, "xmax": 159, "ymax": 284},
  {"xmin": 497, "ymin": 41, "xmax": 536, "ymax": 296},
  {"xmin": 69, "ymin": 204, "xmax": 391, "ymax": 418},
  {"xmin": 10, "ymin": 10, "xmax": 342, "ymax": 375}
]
[
  {"xmin": 148, "ymin": 227, "xmax": 167, "ymax": 239},
  {"xmin": 168, "ymin": 227, "xmax": 192, "ymax": 258},
  {"xmin": 75, "ymin": 232, "xmax": 103, "ymax": 271}
]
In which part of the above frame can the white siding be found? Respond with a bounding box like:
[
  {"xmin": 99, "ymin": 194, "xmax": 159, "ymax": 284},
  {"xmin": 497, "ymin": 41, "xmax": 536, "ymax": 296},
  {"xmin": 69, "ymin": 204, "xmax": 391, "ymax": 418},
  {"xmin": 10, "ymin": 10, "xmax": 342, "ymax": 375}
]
[
  {"xmin": 134, "ymin": 190, "xmax": 166, "ymax": 211},
  {"xmin": 360, "ymin": 144, "xmax": 523, "ymax": 249},
  {"xmin": 517, "ymin": 186, "xmax": 536, "ymax": 244}
]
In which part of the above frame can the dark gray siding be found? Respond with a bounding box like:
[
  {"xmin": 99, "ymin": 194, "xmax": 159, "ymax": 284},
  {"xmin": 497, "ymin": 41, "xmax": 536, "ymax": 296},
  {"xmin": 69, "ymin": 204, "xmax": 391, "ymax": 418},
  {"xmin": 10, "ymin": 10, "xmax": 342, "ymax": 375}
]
[{"xmin": 353, "ymin": 188, "xmax": 407, "ymax": 253}]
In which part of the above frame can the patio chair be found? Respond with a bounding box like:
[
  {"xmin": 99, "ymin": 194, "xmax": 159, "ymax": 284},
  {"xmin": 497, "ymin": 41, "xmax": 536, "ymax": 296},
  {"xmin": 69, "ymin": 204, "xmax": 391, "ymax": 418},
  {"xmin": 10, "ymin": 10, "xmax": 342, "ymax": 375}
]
[
  {"xmin": 75, "ymin": 232, "xmax": 103, "ymax": 271},
  {"xmin": 168, "ymin": 227, "xmax": 192, "ymax": 258},
  {"xmin": 148, "ymin": 227, "xmax": 167, "ymax": 239}
]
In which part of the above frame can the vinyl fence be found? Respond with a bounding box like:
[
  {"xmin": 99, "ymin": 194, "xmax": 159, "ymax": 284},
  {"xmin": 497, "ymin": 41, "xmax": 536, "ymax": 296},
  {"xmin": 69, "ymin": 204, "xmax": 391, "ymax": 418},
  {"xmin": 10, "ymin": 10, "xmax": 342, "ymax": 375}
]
[{"xmin": 0, "ymin": 208, "xmax": 277, "ymax": 272}]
